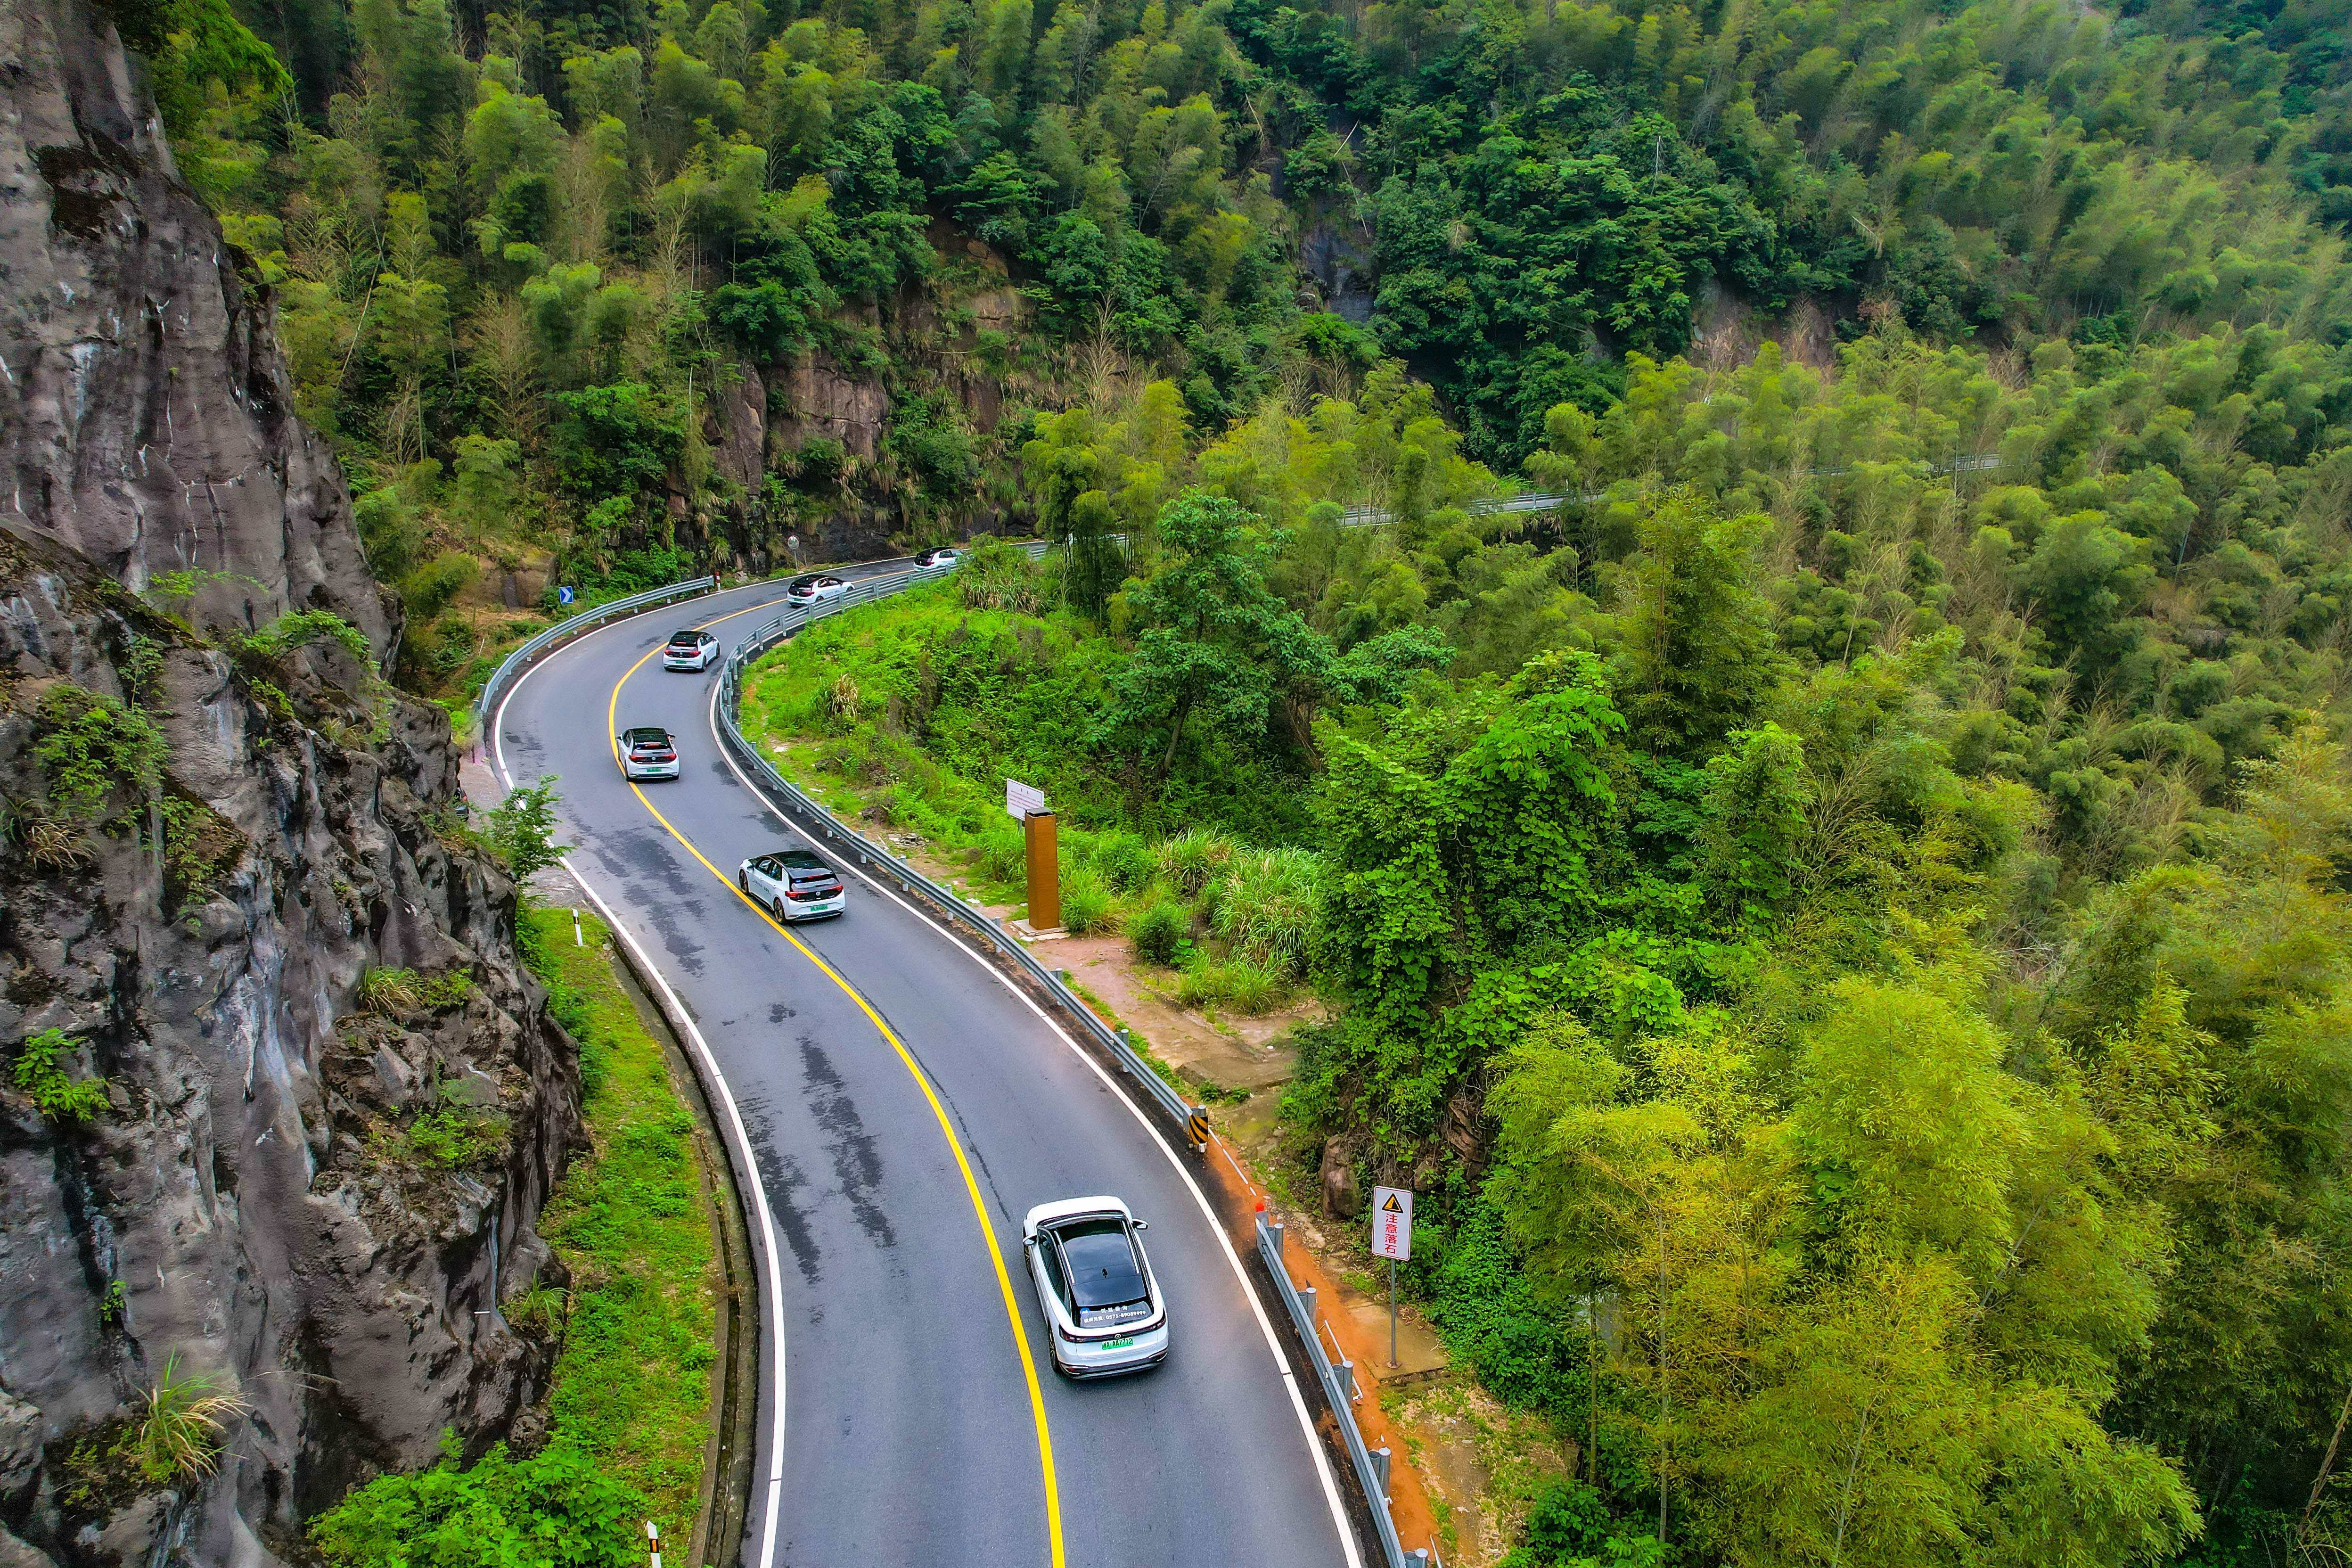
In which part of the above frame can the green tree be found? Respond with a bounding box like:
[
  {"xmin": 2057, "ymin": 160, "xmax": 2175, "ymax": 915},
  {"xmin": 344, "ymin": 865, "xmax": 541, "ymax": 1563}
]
[
  {"xmin": 1610, "ymin": 490, "xmax": 1785, "ymax": 758},
  {"xmin": 1103, "ymin": 490, "xmax": 1331, "ymax": 780}
]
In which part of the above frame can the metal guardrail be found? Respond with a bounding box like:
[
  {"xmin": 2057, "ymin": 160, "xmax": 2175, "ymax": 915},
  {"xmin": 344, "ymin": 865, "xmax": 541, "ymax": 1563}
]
[
  {"xmin": 474, "ymin": 576, "xmax": 721, "ymax": 729},
  {"xmin": 1332, "ymin": 450, "xmax": 2007, "ymax": 529},
  {"xmin": 1258, "ymin": 1215, "xmax": 1432, "ymax": 1568}
]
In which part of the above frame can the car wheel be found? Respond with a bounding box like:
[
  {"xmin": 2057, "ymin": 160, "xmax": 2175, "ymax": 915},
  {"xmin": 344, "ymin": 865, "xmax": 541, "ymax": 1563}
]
[
  {"xmin": 772, "ymin": 896, "xmax": 788, "ymax": 923},
  {"xmin": 738, "ymin": 870, "xmax": 748, "ymax": 894}
]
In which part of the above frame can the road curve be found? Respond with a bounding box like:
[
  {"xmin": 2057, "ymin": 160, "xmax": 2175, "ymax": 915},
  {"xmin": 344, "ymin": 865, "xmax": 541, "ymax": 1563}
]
[{"xmin": 493, "ymin": 573, "xmax": 1358, "ymax": 1568}]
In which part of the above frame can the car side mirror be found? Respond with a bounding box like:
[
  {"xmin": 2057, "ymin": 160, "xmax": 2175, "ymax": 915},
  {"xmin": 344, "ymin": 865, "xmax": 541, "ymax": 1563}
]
[{"xmin": 1132, "ymin": 1220, "xmax": 1148, "ymax": 1231}]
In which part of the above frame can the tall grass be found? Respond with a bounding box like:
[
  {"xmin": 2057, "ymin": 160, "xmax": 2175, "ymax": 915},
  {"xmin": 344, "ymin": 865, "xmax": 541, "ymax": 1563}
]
[
  {"xmin": 1214, "ymin": 846, "xmax": 1323, "ymax": 977},
  {"xmin": 135, "ymin": 1357, "xmax": 250, "ymax": 1483},
  {"xmin": 1156, "ymin": 827, "xmax": 1241, "ymax": 896}
]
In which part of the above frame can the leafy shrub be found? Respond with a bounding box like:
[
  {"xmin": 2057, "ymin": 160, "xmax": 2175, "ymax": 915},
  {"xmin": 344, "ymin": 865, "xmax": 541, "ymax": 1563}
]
[
  {"xmin": 34, "ymin": 686, "xmax": 167, "ymax": 821},
  {"xmin": 959, "ymin": 534, "xmax": 1042, "ymax": 613},
  {"xmin": 354, "ymin": 486, "xmax": 423, "ymax": 579},
  {"xmin": 229, "ymin": 609, "xmax": 373, "ymax": 670},
  {"xmin": 1428, "ymin": 1201, "xmax": 1585, "ymax": 1416},
  {"xmin": 1215, "ymin": 846, "xmax": 1323, "ymax": 977},
  {"xmin": 311, "ymin": 1435, "xmax": 646, "ymax": 1568},
  {"xmin": 1130, "ymin": 899, "xmax": 1188, "ymax": 966},
  {"xmin": 549, "ymin": 382, "xmax": 686, "ymax": 501},
  {"xmin": 404, "ymin": 553, "xmax": 481, "ymax": 623},
  {"xmin": 405, "ymin": 1104, "xmax": 510, "ymax": 1167},
  {"xmin": 1058, "ymin": 863, "xmax": 1118, "ymax": 933},
  {"xmin": 483, "ymin": 777, "xmax": 566, "ymax": 880},
  {"xmin": 421, "ymin": 971, "xmax": 475, "ymax": 1008},
  {"xmin": 133, "ymin": 1355, "xmax": 249, "ymax": 1483},
  {"xmin": 12, "ymin": 1029, "xmax": 109, "ymax": 1123},
  {"xmin": 1086, "ymin": 830, "xmax": 1155, "ymax": 893}
]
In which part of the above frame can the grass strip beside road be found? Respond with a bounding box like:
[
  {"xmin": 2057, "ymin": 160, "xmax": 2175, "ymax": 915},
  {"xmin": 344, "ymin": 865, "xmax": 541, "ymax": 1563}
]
[{"xmin": 522, "ymin": 906, "xmax": 720, "ymax": 1545}]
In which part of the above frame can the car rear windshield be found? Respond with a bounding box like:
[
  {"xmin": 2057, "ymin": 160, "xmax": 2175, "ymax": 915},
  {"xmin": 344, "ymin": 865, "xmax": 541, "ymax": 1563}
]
[
  {"xmin": 779, "ymin": 850, "xmax": 828, "ymax": 870},
  {"xmin": 623, "ymin": 729, "xmax": 670, "ymax": 746},
  {"xmin": 1055, "ymin": 1219, "xmax": 1146, "ymax": 1309},
  {"xmin": 665, "ymin": 631, "xmax": 699, "ymax": 647}
]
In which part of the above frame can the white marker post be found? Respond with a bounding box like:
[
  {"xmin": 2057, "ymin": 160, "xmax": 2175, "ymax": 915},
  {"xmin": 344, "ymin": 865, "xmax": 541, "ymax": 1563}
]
[{"xmin": 1370, "ymin": 1185, "xmax": 1413, "ymax": 1369}]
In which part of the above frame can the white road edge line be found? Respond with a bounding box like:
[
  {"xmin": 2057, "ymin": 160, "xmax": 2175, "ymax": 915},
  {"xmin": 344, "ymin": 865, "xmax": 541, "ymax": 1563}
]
[
  {"xmin": 706, "ymin": 672, "xmax": 1367, "ymax": 1568},
  {"xmin": 492, "ymin": 585, "xmax": 794, "ymax": 1568}
]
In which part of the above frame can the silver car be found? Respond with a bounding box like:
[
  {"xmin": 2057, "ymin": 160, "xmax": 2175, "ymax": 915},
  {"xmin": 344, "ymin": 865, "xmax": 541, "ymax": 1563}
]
[
  {"xmin": 1022, "ymin": 1197, "xmax": 1168, "ymax": 1378},
  {"xmin": 617, "ymin": 726, "xmax": 680, "ymax": 781}
]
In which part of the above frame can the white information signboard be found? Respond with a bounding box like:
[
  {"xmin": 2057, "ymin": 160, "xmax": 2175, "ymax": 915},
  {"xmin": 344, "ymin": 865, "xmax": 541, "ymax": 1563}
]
[
  {"xmin": 1370, "ymin": 1185, "xmax": 1414, "ymax": 1261},
  {"xmin": 1005, "ymin": 778, "xmax": 1048, "ymax": 820}
]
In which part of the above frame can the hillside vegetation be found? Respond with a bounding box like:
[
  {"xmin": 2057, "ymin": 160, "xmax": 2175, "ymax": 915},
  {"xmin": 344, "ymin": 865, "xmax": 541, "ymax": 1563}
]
[
  {"xmin": 748, "ymin": 318, "xmax": 2352, "ymax": 1567},
  {"xmin": 113, "ymin": 0, "xmax": 2352, "ymax": 1557}
]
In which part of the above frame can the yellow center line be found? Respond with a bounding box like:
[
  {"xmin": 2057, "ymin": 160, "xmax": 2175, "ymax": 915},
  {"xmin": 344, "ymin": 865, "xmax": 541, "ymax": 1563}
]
[{"xmin": 601, "ymin": 593, "xmax": 1065, "ymax": 1568}]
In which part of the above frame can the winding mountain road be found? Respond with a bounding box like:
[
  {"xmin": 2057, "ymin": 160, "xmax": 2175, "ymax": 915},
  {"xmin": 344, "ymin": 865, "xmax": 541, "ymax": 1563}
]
[{"xmin": 490, "ymin": 571, "xmax": 1358, "ymax": 1568}]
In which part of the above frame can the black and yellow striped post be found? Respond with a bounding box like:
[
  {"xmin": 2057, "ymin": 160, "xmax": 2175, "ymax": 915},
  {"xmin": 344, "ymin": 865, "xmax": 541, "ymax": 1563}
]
[{"xmin": 1185, "ymin": 1104, "xmax": 1210, "ymax": 1152}]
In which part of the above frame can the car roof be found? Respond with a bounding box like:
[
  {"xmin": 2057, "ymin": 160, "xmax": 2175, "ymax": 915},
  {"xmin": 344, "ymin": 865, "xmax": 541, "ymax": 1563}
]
[
  {"xmin": 777, "ymin": 848, "xmax": 830, "ymax": 870},
  {"xmin": 622, "ymin": 726, "xmax": 671, "ymax": 741},
  {"xmin": 666, "ymin": 627, "xmax": 705, "ymax": 641},
  {"xmin": 1024, "ymin": 1195, "xmax": 1132, "ymax": 1231}
]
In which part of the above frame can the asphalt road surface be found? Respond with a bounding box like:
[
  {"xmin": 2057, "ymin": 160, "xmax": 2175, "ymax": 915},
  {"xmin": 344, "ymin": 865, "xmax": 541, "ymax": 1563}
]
[{"xmin": 493, "ymin": 570, "xmax": 1359, "ymax": 1568}]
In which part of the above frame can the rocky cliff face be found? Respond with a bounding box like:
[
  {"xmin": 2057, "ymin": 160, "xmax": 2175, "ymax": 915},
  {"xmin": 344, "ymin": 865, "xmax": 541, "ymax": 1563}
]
[
  {"xmin": 0, "ymin": 3, "xmax": 579, "ymax": 1564},
  {"xmin": 700, "ymin": 267, "xmax": 1033, "ymax": 571}
]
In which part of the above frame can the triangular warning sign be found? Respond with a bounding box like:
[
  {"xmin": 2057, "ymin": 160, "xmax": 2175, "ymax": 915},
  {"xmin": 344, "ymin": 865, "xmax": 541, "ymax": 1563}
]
[{"xmin": 1381, "ymin": 1193, "xmax": 1405, "ymax": 1213}]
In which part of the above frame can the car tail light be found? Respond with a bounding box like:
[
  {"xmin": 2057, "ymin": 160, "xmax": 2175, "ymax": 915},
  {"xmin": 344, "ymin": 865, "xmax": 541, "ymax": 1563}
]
[
  {"xmin": 632, "ymin": 748, "xmax": 674, "ymax": 763},
  {"xmin": 786, "ymin": 883, "xmax": 839, "ymax": 901}
]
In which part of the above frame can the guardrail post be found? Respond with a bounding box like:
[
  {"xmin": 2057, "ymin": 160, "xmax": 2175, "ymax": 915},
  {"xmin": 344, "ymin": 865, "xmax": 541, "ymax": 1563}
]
[
  {"xmin": 1265, "ymin": 1220, "xmax": 1283, "ymax": 1263},
  {"xmin": 1405, "ymin": 1552, "xmax": 1428, "ymax": 1568},
  {"xmin": 1297, "ymin": 1283, "xmax": 1316, "ymax": 1322},
  {"xmin": 1369, "ymin": 1445, "xmax": 1391, "ymax": 1501}
]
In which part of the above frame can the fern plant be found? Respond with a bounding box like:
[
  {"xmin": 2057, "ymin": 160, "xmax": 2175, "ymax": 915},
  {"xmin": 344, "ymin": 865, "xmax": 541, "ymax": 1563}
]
[{"xmin": 12, "ymin": 1030, "xmax": 109, "ymax": 1123}]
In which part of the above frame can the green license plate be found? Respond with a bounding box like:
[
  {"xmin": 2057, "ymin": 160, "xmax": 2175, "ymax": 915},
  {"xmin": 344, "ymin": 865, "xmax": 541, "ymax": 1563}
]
[{"xmin": 1106, "ymin": 1337, "xmax": 1135, "ymax": 1349}]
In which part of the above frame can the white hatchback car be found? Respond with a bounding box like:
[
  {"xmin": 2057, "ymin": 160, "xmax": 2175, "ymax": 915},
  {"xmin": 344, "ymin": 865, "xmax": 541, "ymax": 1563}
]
[
  {"xmin": 1022, "ymin": 1197, "xmax": 1168, "ymax": 1378},
  {"xmin": 662, "ymin": 628, "xmax": 719, "ymax": 671},
  {"xmin": 785, "ymin": 574, "xmax": 848, "ymax": 607},
  {"xmin": 616, "ymin": 726, "xmax": 680, "ymax": 781},
  {"xmin": 738, "ymin": 847, "xmax": 846, "ymax": 921}
]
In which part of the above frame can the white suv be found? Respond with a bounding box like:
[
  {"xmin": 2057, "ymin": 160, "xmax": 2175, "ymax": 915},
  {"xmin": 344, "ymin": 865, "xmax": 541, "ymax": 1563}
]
[{"xmin": 1022, "ymin": 1197, "xmax": 1168, "ymax": 1378}]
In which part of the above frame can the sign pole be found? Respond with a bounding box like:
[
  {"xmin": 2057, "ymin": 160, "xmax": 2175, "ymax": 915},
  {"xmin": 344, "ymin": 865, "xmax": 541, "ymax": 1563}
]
[{"xmin": 1369, "ymin": 1184, "xmax": 1414, "ymax": 1372}]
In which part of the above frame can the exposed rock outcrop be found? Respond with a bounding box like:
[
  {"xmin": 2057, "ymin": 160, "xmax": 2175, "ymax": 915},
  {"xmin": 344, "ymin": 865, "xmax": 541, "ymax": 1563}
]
[
  {"xmin": 0, "ymin": 2, "xmax": 581, "ymax": 1563},
  {"xmin": 0, "ymin": 0, "xmax": 387, "ymax": 649}
]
